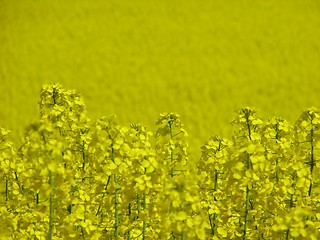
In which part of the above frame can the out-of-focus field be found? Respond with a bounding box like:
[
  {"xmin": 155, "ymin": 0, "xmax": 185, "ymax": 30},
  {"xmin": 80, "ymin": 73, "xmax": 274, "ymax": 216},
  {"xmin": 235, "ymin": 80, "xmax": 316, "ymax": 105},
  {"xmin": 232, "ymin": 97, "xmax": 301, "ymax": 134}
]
[{"xmin": 1, "ymin": 0, "xmax": 320, "ymax": 155}]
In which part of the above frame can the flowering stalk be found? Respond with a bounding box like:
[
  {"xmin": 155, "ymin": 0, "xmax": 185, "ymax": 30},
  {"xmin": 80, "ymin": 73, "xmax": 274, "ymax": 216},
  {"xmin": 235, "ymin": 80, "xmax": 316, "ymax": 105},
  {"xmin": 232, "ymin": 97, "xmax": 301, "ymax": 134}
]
[
  {"xmin": 242, "ymin": 108, "xmax": 253, "ymax": 240},
  {"xmin": 49, "ymin": 169, "xmax": 54, "ymax": 240}
]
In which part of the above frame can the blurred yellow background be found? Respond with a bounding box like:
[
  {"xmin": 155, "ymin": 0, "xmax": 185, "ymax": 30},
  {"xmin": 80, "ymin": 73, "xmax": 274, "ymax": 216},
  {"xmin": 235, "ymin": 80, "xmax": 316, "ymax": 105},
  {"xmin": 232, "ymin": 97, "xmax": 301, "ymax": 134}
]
[{"xmin": 1, "ymin": 0, "xmax": 320, "ymax": 154}]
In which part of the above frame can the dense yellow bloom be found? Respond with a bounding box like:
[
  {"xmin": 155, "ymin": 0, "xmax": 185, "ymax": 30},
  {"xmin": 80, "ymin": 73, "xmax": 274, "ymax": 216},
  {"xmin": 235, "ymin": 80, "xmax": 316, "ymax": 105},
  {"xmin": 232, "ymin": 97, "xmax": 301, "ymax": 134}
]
[{"xmin": 1, "ymin": 85, "xmax": 320, "ymax": 239}]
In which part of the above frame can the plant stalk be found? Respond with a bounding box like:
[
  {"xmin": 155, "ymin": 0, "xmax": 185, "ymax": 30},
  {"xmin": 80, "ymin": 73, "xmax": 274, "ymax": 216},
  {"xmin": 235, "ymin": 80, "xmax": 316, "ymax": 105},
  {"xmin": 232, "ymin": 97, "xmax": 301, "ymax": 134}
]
[{"xmin": 49, "ymin": 170, "xmax": 54, "ymax": 240}]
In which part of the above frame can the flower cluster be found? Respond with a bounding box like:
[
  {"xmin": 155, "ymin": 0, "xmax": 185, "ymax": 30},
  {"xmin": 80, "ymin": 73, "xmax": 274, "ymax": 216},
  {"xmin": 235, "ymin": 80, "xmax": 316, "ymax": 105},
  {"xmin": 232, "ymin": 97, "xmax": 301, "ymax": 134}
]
[
  {"xmin": 0, "ymin": 84, "xmax": 319, "ymax": 239},
  {"xmin": 198, "ymin": 107, "xmax": 320, "ymax": 239}
]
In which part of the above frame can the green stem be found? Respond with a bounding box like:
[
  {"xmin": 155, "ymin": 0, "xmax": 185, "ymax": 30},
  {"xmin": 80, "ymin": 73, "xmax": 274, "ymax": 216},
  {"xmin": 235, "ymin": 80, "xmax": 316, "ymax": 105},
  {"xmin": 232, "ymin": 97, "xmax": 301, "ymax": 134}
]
[
  {"xmin": 243, "ymin": 114, "xmax": 252, "ymax": 240},
  {"xmin": 169, "ymin": 122, "xmax": 174, "ymax": 177},
  {"xmin": 285, "ymin": 228, "xmax": 290, "ymax": 240},
  {"xmin": 14, "ymin": 171, "xmax": 23, "ymax": 193},
  {"xmin": 243, "ymin": 185, "xmax": 250, "ymax": 240},
  {"xmin": 36, "ymin": 192, "xmax": 39, "ymax": 204},
  {"xmin": 5, "ymin": 177, "xmax": 8, "ymax": 203},
  {"xmin": 275, "ymin": 122, "xmax": 280, "ymax": 183},
  {"xmin": 95, "ymin": 176, "xmax": 111, "ymax": 216},
  {"xmin": 214, "ymin": 171, "xmax": 218, "ymax": 190},
  {"xmin": 286, "ymin": 181, "xmax": 294, "ymax": 239},
  {"xmin": 114, "ymin": 174, "xmax": 119, "ymax": 240},
  {"xmin": 209, "ymin": 213, "xmax": 215, "ymax": 236},
  {"xmin": 127, "ymin": 203, "xmax": 131, "ymax": 240},
  {"xmin": 110, "ymin": 140, "xmax": 119, "ymax": 240},
  {"xmin": 209, "ymin": 170, "xmax": 219, "ymax": 235},
  {"xmin": 244, "ymin": 109, "xmax": 252, "ymax": 140},
  {"xmin": 82, "ymin": 140, "xmax": 86, "ymax": 170},
  {"xmin": 308, "ymin": 127, "xmax": 314, "ymax": 197},
  {"xmin": 81, "ymin": 226, "xmax": 86, "ymax": 240},
  {"xmin": 136, "ymin": 194, "xmax": 140, "ymax": 215},
  {"xmin": 142, "ymin": 192, "xmax": 147, "ymax": 240},
  {"xmin": 214, "ymin": 170, "xmax": 218, "ymax": 195},
  {"xmin": 49, "ymin": 170, "xmax": 54, "ymax": 240},
  {"xmin": 275, "ymin": 158, "xmax": 279, "ymax": 183},
  {"xmin": 289, "ymin": 176, "xmax": 295, "ymax": 208}
]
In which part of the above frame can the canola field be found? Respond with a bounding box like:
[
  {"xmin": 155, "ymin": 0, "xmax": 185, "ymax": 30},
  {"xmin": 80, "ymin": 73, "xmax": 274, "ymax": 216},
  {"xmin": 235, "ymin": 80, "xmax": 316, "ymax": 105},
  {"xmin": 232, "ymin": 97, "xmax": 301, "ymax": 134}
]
[
  {"xmin": 0, "ymin": 83, "xmax": 319, "ymax": 239},
  {"xmin": 1, "ymin": 0, "xmax": 320, "ymax": 239},
  {"xmin": 1, "ymin": 0, "xmax": 320, "ymax": 154}
]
